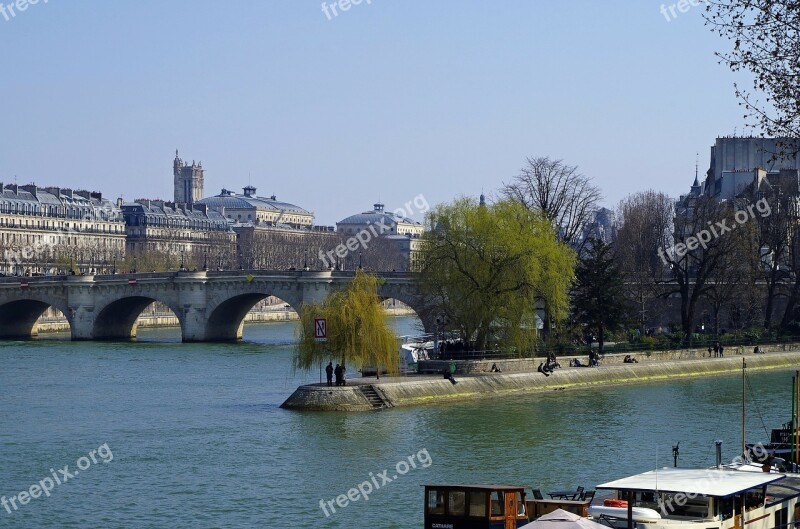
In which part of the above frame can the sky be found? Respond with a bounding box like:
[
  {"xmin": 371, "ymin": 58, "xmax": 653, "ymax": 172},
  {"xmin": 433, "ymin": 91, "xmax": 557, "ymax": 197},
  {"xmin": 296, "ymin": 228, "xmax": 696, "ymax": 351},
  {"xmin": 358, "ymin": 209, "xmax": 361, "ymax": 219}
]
[{"xmin": 0, "ymin": 0, "xmax": 750, "ymax": 225}]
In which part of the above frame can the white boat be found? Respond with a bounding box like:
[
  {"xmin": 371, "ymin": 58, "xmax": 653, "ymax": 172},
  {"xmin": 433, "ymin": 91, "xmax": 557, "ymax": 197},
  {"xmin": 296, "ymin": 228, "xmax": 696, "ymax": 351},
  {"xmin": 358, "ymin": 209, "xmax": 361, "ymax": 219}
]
[{"xmin": 592, "ymin": 467, "xmax": 800, "ymax": 529}]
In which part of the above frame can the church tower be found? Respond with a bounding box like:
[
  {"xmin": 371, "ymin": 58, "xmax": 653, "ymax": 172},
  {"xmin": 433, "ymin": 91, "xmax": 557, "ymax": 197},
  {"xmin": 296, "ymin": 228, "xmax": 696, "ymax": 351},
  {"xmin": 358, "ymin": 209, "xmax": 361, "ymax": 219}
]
[{"xmin": 173, "ymin": 150, "xmax": 204, "ymax": 206}]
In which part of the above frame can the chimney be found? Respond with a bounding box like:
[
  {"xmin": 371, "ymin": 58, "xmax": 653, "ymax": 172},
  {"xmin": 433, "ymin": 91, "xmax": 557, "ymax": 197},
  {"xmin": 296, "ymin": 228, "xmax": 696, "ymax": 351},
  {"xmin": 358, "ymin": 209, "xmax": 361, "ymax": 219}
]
[
  {"xmin": 20, "ymin": 184, "xmax": 37, "ymax": 198},
  {"xmin": 116, "ymin": 197, "xmax": 124, "ymax": 208},
  {"xmin": 243, "ymin": 185, "xmax": 256, "ymax": 197},
  {"xmin": 75, "ymin": 190, "xmax": 92, "ymax": 200}
]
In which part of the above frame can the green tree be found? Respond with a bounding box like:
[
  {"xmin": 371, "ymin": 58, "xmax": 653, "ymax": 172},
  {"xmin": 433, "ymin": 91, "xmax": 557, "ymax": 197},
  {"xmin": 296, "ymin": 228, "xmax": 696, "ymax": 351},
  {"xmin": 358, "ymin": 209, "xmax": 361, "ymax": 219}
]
[
  {"xmin": 419, "ymin": 197, "xmax": 575, "ymax": 352},
  {"xmin": 571, "ymin": 238, "xmax": 628, "ymax": 354},
  {"xmin": 294, "ymin": 269, "xmax": 399, "ymax": 373}
]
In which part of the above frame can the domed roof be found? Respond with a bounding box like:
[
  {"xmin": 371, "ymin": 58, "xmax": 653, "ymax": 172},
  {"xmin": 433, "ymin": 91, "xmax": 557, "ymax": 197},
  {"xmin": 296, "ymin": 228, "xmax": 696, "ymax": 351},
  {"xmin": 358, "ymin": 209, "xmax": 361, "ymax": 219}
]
[
  {"xmin": 197, "ymin": 188, "xmax": 311, "ymax": 215},
  {"xmin": 338, "ymin": 203, "xmax": 421, "ymax": 226}
]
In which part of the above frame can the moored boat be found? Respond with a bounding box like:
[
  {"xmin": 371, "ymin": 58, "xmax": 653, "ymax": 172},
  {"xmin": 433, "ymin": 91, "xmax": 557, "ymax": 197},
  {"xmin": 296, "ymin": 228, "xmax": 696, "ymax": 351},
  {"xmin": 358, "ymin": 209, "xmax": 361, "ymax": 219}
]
[
  {"xmin": 423, "ymin": 484, "xmax": 530, "ymax": 528},
  {"xmin": 593, "ymin": 467, "xmax": 799, "ymax": 529}
]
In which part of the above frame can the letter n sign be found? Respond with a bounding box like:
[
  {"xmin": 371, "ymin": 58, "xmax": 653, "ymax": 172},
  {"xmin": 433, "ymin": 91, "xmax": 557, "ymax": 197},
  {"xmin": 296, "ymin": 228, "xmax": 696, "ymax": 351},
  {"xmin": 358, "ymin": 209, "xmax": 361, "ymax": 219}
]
[{"xmin": 314, "ymin": 318, "xmax": 327, "ymax": 342}]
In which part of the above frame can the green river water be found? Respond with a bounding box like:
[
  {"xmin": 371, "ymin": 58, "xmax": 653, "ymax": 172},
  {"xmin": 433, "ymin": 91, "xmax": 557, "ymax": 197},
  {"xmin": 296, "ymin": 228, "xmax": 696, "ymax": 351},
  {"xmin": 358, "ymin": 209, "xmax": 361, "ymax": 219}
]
[{"xmin": 1, "ymin": 316, "xmax": 796, "ymax": 528}]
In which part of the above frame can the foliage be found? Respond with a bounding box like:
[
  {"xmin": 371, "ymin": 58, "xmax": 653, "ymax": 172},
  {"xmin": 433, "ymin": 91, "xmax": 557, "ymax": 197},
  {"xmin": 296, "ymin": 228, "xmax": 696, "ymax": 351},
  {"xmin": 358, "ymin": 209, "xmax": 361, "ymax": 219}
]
[
  {"xmin": 418, "ymin": 197, "xmax": 575, "ymax": 352},
  {"xmin": 570, "ymin": 238, "xmax": 629, "ymax": 353},
  {"xmin": 294, "ymin": 269, "xmax": 399, "ymax": 372}
]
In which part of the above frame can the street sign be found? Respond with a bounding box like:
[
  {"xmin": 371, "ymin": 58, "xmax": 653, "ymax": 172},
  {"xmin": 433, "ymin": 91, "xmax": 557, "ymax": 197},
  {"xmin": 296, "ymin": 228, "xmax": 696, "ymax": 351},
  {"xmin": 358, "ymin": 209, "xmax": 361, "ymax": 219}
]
[
  {"xmin": 20, "ymin": 280, "xmax": 28, "ymax": 289},
  {"xmin": 128, "ymin": 278, "xmax": 137, "ymax": 286},
  {"xmin": 314, "ymin": 318, "xmax": 327, "ymax": 342}
]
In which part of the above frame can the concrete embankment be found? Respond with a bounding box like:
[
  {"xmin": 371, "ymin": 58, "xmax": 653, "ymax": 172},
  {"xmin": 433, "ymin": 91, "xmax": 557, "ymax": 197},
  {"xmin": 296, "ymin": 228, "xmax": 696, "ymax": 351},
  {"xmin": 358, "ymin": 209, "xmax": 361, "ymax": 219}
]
[{"xmin": 281, "ymin": 350, "xmax": 800, "ymax": 412}]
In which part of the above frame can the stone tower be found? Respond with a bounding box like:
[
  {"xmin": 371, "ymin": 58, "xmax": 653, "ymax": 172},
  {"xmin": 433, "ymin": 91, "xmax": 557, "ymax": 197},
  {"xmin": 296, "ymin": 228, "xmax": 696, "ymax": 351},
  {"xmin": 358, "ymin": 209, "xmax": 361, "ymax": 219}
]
[{"xmin": 173, "ymin": 150, "xmax": 204, "ymax": 206}]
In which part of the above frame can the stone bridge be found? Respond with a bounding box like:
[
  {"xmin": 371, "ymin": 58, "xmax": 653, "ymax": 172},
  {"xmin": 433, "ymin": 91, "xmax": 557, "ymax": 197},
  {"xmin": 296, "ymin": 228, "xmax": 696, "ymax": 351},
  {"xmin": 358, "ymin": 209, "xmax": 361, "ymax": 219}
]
[{"xmin": 0, "ymin": 271, "xmax": 429, "ymax": 342}]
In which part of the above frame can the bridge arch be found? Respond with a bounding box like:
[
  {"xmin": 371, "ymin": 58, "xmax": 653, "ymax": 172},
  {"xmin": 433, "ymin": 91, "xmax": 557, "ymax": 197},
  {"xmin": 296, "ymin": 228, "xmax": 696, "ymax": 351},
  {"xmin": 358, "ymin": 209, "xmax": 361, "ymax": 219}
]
[
  {"xmin": 376, "ymin": 284, "xmax": 433, "ymax": 333},
  {"xmin": 92, "ymin": 296, "xmax": 185, "ymax": 341},
  {"xmin": 0, "ymin": 298, "xmax": 72, "ymax": 339},
  {"xmin": 205, "ymin": 292, "xmax": 302, "ymax": 342}
]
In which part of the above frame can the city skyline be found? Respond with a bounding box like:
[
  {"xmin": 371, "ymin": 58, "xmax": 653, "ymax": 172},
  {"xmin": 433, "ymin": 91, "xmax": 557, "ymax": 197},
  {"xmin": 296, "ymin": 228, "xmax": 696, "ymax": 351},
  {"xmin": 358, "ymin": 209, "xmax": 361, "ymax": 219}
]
[{"xmin": 0, "ymin": 1, "xmax": 749, "ymax": 225}]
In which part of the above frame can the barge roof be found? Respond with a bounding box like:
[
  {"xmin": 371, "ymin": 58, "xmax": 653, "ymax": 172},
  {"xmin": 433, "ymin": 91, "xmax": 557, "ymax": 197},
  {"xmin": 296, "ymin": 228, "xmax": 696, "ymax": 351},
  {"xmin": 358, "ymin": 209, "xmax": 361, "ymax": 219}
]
[{"xmin": 597, "ymin": 468, "xmax": 785, "ymax": 497}]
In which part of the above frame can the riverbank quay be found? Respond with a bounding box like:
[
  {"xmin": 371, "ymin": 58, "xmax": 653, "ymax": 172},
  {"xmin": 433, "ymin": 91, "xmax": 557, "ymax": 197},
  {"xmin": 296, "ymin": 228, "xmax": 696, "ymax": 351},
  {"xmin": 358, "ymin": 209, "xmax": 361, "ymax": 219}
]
[
  {"xmin": 280, "ymin": 349, "xmax": 800, "ymax": 412},
  {"xmin": 418, "ymin": 342, "xmax": 798, "ymax": 374}
]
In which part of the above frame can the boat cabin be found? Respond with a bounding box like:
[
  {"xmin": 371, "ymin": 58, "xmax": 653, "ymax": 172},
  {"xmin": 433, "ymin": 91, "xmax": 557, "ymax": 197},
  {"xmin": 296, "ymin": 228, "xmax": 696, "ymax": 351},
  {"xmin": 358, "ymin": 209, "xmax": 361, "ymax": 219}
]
[
  {"xmin": 423, "ymin": 484, "xmax": 529, "ymax": 529},
  {"xmin": 595, "ymin": 468, "xmax": 795, "ymax": 529}
]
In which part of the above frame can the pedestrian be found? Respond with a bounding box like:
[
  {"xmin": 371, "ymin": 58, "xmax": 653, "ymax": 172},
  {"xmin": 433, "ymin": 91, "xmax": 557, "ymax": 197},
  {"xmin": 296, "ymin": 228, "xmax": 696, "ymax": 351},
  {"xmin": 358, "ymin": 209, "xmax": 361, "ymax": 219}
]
[
  {"xmin": 325, "ymin": 361, "xmax": 334, "ymax": 387},
  {"xmin": 340, "ymin": 364, "xmax": 347, "ymax": 386},
  {"xmin": 719, "ymin": 344, "xmax": 724, "ymax": 357},
  {"xmin": 713, "ymin": 342, "xmax": 719, "ymax": 358},
  {"xmin": 707, "ymin": 346, "xmax": 712, "ymax": 357},
  {"xmin": 334, "ymin": 363, "xmax": 342, "ymax": 386}
]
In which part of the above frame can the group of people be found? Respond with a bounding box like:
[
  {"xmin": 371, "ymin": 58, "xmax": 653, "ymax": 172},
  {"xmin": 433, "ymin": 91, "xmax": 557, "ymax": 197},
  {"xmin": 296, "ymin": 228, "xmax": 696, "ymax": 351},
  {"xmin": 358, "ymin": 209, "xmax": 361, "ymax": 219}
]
[
  {"xmin": 325, "ymin": 362, "xmax": 347, "ymax": 386},
  {"xmin": 623, "ymin": 355, "xmax": 639, "ymax": 364},
  {"xmin": 708, "ymin": 342, "xmax": 725, "ymax": 357},
  {"xmin": 568, "ymin": 350, "xmax": 601, "ymax": 368},
  {"xmin": 538, "ymin": 352, "xmax": 562, "ymax": 376}
]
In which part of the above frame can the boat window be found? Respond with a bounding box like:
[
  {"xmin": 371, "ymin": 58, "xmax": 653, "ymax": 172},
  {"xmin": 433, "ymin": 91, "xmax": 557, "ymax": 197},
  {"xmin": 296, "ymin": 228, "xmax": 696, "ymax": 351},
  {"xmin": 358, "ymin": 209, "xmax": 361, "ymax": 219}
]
[
  {"xmin": 775, "ymin": 507, "xmax": 788, "ymax": 529},
  {"xmin": 517, "ymin": 492, "xmax": 526, "ymax": 516},
  {"xmin": 490, "ymin": 491, "xmax": 504, "ymax": 516},
  {"xmin": 427, "ymin": 489, "xmax": 445, "ymax": 515},
  {"xmin": 718, "ymin": 497, "xmax": 734, "ymax": 521},
  {"xmin": 449, "ymin": 491, "xmax": 466, "ymax": 516},
  {"xmin": 634, "ymin": 491, "xmax": 659, "ymax": 510},
  {"xmin": 744, "ymin": 489, "xmax": 765, "ymax": 512},
  {"xmin": 469, "ymin": 491, "xmax": 487, "ymax": 517},
  {"xmin": 658, "ymin": 493, "xmax": 710, "ymax": 518}
]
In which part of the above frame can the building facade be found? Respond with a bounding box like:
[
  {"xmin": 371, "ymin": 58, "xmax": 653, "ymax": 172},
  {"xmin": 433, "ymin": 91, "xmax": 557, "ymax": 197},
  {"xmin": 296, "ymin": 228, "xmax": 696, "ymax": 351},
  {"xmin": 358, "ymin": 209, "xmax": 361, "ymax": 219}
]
[
  {"xmin": 121, "ymin": 200, "xmax": 236, "ymax": 270},
  {"xmin": 704, "ymin": 137, "xmax": 800, "ymax": 200},
  {"xmin": 0, "ymin": 184, "xmax": 127, "ymax": 275},
  {"xmin": 335, "ymin": 203, "xmax": 424, "ymax": 271}
]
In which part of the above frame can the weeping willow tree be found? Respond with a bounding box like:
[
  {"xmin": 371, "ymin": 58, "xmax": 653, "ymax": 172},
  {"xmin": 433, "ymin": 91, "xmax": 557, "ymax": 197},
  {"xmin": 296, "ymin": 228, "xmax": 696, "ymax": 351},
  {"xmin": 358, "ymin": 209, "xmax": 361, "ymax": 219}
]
[
  {"xmin": 294, "ymin": 269, "xmax": 399, "ymax": 373},
  {"xmin": 419, "ymin": 197, "xmax": 575, "ymax": 353}
]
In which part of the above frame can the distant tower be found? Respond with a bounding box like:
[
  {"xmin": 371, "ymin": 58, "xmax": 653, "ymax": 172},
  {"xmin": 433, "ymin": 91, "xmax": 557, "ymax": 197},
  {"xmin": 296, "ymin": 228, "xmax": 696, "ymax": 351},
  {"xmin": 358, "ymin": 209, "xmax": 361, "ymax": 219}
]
[{"xmin": 173, "ymin": 150, "xmax": 204, "ymax": 206}]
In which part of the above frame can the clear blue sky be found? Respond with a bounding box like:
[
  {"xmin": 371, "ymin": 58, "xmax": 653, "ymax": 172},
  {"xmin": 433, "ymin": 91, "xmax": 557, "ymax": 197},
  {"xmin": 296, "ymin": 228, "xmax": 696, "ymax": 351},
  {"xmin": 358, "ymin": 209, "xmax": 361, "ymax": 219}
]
[{"xmin": 0, "ymin": 0, "xmax": 748, "ymax": 225}]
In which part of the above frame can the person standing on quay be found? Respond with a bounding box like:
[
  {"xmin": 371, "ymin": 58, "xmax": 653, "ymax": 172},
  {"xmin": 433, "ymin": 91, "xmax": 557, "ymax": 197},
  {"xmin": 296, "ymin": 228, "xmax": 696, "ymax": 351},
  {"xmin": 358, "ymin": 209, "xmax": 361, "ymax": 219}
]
[
  {"xmin": 325, "ymin": 362, "xmax": 334, "ymax": 387},
  {"xmin": 334, "ymin": 364, "xmax": 342, "ymax": 386}
]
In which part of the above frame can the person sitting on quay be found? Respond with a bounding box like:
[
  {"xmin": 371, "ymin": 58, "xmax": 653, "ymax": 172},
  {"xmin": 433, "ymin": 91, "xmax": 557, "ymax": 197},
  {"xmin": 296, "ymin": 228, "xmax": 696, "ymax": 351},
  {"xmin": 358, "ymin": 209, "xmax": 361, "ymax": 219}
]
[
  {"xmin": 623, "ymin": 354, "xmax": 638, "ymax": 364},
  {"xmin": 490, "ymin": 363, "xmax": 502, "ymax": 373},
  {"xmin": 537, "ymin": 362, "xmax": 551, "ymax": 377},
  {"xmin": 570, "ymin": 358, "xmax": 584, "ymax": 367}
]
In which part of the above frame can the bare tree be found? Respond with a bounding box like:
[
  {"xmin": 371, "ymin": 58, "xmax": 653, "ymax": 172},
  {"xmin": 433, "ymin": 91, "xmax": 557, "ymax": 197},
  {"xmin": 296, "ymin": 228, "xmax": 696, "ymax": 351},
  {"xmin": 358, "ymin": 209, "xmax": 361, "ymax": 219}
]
[
  {"xmin": 662, "ymin": 197, "xmax": 740, "ymax": 342},
  {"xmin": 502, "ymin": 156, "xmax": 602, "ymax": 248},
  {"xmin": 614, "ymin": 190, "xmax": 674, "ymax": 334},
  {"xmin": 705, "ymin": 1, "xmax": 800, "ymax": 154}
]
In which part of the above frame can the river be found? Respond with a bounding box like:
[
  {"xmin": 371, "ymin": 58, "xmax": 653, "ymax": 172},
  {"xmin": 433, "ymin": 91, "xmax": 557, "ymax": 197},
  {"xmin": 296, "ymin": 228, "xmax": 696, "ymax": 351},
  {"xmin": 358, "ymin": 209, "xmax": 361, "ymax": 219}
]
[{"xmin": 0, "ymin": 315, "xmax": 796, "ymax": 528}]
